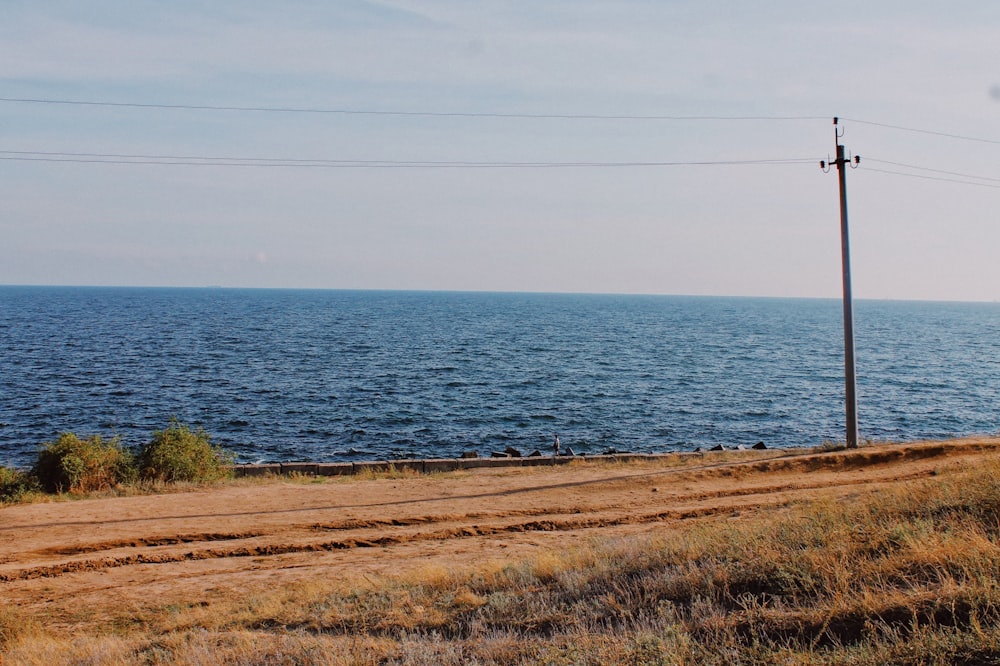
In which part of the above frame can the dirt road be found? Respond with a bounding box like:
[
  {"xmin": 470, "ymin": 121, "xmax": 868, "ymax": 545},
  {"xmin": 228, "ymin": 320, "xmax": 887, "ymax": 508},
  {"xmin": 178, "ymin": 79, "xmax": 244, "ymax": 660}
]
[{"xmin": 3, "ymin": 438, "xmax": 998, "ymax": 625}]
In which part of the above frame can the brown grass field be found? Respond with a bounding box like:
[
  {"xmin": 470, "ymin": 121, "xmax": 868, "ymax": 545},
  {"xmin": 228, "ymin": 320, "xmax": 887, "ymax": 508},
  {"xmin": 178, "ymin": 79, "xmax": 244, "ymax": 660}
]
[{"xmin": 3, "ymin": 437, "xmax": 1000, "ymax": 664}]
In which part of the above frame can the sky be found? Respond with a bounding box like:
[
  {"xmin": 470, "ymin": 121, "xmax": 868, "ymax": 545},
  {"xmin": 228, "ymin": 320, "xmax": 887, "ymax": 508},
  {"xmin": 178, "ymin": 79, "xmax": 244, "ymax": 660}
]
[{"xmin": 3, "ymin": 1, "xmax": 1000, "ymax": 301}]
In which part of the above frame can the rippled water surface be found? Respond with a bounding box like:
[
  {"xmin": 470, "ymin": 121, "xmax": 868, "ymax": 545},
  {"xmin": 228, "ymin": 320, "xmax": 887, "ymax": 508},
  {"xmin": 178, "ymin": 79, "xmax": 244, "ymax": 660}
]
[{"xmin": 2, "ymin": 287, "xmax": 998, "ymax": 466}]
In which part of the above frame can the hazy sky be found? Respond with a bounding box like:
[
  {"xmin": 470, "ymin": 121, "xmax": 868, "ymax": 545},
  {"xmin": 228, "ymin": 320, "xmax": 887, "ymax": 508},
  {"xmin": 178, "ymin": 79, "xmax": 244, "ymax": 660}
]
[{"xmin": 3, "ymin": 1, "xmax": 1000, "ymax": 300}]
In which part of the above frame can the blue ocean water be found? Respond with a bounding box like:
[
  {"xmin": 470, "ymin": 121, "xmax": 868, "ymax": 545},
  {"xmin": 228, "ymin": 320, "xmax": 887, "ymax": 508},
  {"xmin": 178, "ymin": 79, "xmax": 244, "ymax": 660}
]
[{"xmin": 1, "ymin": 287, "xmax": 999, "ymax": 467}]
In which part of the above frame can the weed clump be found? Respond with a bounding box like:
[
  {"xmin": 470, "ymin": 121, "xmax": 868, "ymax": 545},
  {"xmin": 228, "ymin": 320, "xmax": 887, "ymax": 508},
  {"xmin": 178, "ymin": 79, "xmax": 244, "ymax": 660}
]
[
  {"xmin": 32, "ymin": 432, "xmax": 137, "ymax": 494},
  {"xmin": 138, "ymin": 421, "xmax": 233, "ymax": 483},
  {"xmin": 0, "ymin": 466, "xmax": 38, "ymax": 504}
]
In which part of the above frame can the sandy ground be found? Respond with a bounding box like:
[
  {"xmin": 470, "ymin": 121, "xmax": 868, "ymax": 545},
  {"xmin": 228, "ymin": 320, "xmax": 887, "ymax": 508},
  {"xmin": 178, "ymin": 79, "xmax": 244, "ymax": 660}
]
[{"xmin": 3, "ymin": 437, "xmax": 999, "ymax": 625}]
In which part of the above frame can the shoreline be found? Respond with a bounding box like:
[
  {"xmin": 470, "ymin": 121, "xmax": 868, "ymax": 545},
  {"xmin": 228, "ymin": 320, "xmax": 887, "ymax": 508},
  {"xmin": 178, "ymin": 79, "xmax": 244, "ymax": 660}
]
[{"xmin": 230, "ymin": 450, "xmax": 705, "ymax": 477}]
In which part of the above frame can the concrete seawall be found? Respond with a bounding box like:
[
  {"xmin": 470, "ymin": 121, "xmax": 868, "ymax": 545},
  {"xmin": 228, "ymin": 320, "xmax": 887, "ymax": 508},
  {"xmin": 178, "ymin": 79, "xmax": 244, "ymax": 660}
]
[{"xmin": 230, "ymin": 452, "xmax": 701, "ymax": 478}]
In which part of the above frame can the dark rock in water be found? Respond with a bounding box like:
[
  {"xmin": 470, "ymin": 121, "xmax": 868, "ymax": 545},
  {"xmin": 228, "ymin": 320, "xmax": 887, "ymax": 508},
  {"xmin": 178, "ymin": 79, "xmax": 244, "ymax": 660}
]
[
  {"xmin": 491, "ymin": 451, "xmax": 511, "ymax": 458},
  {"xmin": 693, "ymin": 447, "xmax": 705, "ymax": 453},
  {"xmin": 460, "ymin": 451, "xmax": 479, "ymax": 459},
  {"xmin": 602, "ymin": 447, "xmax": 619, "ymax": 455},
  {"xmin": 504, "ymin": 446, "xmax": 522, "ymax": 458},
  {"xmin": 565, "ymin": 447, "xmax": 576, "ymax": 457},
  {"xmin": 527, "ymin": 449, "xmax": 542, "ymax": 457},
  {"xmin": 710, "ymin": 444, "xmax": 726, "ymax": 451},
  {"xmin": 753, "ymin": 441, "xmax": 767, "ymax": 450}
]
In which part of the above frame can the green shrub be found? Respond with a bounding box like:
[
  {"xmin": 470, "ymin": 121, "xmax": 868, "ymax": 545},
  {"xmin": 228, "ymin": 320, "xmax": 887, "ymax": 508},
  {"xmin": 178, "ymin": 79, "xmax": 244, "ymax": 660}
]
[
  {"xmin": 32, "ymin": 432, "xmax": 137, "ymax": 494},
  {"xmin": 138, "ymin": 421, "xmax": 233, "ymax": 483},
  {"xmin": 0, "ymin": 466, "xmax": 39, "ymax": 504}
]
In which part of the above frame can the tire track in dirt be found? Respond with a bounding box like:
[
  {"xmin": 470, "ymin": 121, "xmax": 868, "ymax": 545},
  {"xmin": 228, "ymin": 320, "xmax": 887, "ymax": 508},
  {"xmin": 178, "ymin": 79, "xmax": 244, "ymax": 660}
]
[
  {"xmin": 38, "ymin": 532, "xmax": 269, "ymax": 556},
  {"xmin": 25, "ymin": 465, "xmax": 940, "ymax": 560},
  {"xmin": 0, "ymin": 468, "xmax": 939, "ymax": 583},
  {"xmin": 2, "ymin": 440, "xmax": 994, "ymax": 599},
  {"xmin": 0, "ymin": 506, "xmax": 737, "ymax": 582}
]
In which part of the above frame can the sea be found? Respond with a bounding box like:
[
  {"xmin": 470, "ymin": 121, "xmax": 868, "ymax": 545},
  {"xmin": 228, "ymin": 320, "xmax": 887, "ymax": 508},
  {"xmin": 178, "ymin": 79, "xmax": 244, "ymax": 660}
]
[{"xmin": 1, "ymin": 286, "xmax": 999, "ymax": 468}]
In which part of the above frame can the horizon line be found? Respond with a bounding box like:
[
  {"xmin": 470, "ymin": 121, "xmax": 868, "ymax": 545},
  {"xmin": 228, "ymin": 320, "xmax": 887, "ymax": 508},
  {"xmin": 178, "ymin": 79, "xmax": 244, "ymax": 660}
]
[{"xmin": 1, "ymin": 283, "xmax": 996, "ymax": 305}]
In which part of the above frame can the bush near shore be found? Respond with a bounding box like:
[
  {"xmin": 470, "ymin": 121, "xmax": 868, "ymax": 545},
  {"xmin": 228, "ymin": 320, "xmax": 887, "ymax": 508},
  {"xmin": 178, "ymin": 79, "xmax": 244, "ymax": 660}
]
[
  {"xmin": 137, "ymin": 420, "xmax": 234, "ymax": 483},
  {"xmin": 0, "ymin": 466, "xmax": 38, "ymax": 504},
  {"xmin": 31, "ymin": 432, "xmax": 137, "ymax": 493},
  {"xmin": 0, "ymin": 422, "xmax": 233, "ymax": 503}
]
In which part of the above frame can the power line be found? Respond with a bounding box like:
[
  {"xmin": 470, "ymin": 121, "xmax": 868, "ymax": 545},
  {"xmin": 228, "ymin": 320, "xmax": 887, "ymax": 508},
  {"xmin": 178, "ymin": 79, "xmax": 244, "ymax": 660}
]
[
  {"xmin": 5, "ymin": 97, "xmax": 1000, "ymax": 146},
  {"xmin": 843, "ymin": 117, "xmax": 1000, "ymax": 147},
  {"xmin": 0, "ymin": 149, "xmax": 818, "ymax": 169},
  {"xmin": 863, "ymin": 166, "xmax": 1000, "ymax": 190},
  {"xmin": 864, "ymin": 158, "xmax": 1000, "ymax": 184},
  {"xmin": 0, "ymin": 96, "xmax": 826, "ymax": 121}
]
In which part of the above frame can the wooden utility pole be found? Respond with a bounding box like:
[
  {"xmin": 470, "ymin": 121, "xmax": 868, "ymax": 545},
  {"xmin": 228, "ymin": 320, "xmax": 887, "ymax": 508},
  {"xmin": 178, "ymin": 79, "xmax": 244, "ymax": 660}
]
[{"xmin": 822, "ymin": 117, "xmax": 860, "ymax": 448}]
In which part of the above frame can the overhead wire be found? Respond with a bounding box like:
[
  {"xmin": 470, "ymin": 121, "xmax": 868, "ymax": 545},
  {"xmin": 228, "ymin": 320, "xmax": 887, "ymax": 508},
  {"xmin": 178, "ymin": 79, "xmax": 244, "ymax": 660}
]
[
  {"xmin": 4, "ymin": 97, "xmax": 1000, "ymax": 144},
  {"xmin": 842, "ymin": 117, "xmax": 1000, "ymax": 146},
  {"xmin": 4, "ymin": 97, "xmax": 1000, "ymax": 185},
  {"xmin": 863, "ymin": 158, "xmax": 1000, "ymax": 184},
  {"xmin": 0, "ymin": 97, "xmax": 826, "ymax": 121},
  {"xmin": 862, "ymin": 166, "xmax": 1000, "ymax": 190},
  {"xmin": 0, "ymin": 150, "xmax": 819, "ymax": 169}
]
